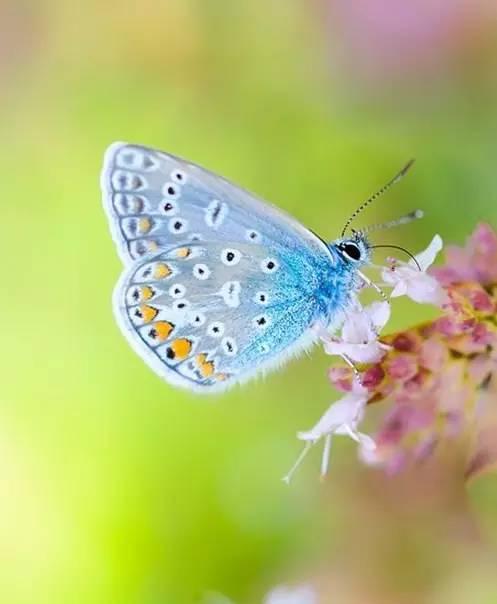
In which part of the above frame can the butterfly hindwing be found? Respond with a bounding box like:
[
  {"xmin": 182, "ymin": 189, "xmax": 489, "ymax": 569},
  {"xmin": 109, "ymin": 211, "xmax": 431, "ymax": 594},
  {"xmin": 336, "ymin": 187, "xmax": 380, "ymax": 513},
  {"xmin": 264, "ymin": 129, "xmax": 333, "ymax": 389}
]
[
  {"xmin": 114, "ymin": 241, "xmax": 321, "ymax": 392},
  {"xmin": 101, "ymin": 142, "xmax": 330, "ymax": 264}
]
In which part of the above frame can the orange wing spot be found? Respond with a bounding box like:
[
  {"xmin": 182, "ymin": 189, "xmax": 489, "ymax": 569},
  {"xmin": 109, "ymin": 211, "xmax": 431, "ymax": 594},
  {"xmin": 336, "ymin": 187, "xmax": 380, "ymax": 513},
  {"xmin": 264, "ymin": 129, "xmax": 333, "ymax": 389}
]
[
  {"xmin": 175, "ymin": 247, "xmax": 192, "ymax": 259},
  {"xmin": 153, "ymin": 263, "xmax": 172, "ymax": 279},
  {"xmin": 214, "ymin": 373, "xmax": 230, "ymax": 382},
  {"xmin": 147, "ymin": 240, "xmax": 159, "ymax": 251},
  {"xmin": 140, "ymin": 305, "xmax": 159, "ymax": 323},
  {"xmin": 138, "ymin": 217, "xmax": 152, "ymax": 234},
  {"xmin": 140, "ymin": 286, "xmax": 154, "ymax": 301},
  {"xmin": 196, "ymin": 353, "xmax": 208, "ymax": 365},
  {"xmin": 169, "ymin": 338, "xmax": 193, "ymax": 361},
  {"xmin": 195, "ymin": 353, "xmax": 215, "ymax": 378},
  {"xmin": 153, "ymin": 321, "xmax": 175, "ymax": 341}
]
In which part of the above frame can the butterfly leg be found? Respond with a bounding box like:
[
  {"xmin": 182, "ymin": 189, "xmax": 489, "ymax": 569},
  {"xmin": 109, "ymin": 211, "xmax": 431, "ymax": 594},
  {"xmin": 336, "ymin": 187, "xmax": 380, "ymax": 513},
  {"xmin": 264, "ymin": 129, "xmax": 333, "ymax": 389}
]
[
  {"xmin": 339, "ymin": 353, "xmax": 362, "ymax": 384},
  {"xmin": 357, "ymin": 270, "xmax": 389, "ymax": 304}
]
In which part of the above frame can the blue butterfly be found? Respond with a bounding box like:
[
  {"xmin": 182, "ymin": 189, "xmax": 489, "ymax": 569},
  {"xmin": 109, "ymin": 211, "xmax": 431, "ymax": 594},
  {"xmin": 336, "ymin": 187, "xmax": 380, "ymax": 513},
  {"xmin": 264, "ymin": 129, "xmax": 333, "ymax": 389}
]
[{"xmin": 101, "ymin": 143, "xmax": 416, "ymax": 393}]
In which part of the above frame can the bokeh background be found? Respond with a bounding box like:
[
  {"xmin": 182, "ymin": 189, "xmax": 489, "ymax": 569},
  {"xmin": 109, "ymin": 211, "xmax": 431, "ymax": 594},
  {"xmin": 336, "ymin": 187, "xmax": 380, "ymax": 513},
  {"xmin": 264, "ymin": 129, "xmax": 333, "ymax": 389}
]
[{"xmin": 2, "ymin": 1, "xmax": 497, "ymax": 603}]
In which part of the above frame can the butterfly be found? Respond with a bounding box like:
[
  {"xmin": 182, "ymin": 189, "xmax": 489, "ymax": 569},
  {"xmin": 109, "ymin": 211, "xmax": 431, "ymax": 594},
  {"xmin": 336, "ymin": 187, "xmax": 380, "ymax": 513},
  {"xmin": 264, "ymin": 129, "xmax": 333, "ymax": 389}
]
[{"xmin": 101, "ymin": 143, "xmax": 416, "ymax": 393}]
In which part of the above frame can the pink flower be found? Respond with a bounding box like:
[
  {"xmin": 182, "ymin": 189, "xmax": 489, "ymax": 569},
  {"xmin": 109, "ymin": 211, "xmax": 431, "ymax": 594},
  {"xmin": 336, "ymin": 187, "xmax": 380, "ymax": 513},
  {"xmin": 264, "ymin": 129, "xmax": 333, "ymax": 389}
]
[
  {"xmin": 431, "ymin": 223, "xmax": 497, "ymax": 286},
  {"xmin": 382, "ymin": 234, "xmax": 446, "ymax": 305},
  {"xmin": 321, "ymin": 301, "xmax": 391, "ymax": 363},
  {"xmin": 327, "ymin": 224, "xmax": 497, "ymax": 479}
]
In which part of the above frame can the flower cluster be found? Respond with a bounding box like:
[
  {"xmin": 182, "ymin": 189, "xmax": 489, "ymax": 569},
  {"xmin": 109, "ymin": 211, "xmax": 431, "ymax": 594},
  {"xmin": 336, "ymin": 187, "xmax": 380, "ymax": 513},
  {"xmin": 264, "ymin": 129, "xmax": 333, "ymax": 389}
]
[{"xmin": 287, "ymin": 225, "xmax": 497, "ymax": 481}]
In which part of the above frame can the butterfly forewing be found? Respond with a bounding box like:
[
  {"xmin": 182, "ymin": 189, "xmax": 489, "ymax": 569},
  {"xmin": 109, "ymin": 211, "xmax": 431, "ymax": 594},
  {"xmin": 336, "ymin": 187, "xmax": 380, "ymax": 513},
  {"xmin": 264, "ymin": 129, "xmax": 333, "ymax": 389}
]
[
  {"xmin": 114, "ymin": 241, "xmax": 320, "ymax": 392},
  {"xmin": 101, "ymin": 142, "xmax": 330, "ymax": 264}
]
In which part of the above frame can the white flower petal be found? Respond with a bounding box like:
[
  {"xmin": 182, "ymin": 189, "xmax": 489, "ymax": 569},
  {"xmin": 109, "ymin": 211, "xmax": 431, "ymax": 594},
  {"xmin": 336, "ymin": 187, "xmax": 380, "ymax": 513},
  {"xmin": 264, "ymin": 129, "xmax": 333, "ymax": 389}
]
[
  {"xmin": 368, "ymin": 300, "xmax": 391, "ymax": 331},
  {"xmin": 265, "ymin": 584, "xmax": 317, "ymax": 604},
  {"xmin": 389, "ymin": 278, "xmax": 409, "ymax": 298},
  {"xmin": 406, "ymin": 273, "xmax": 447, "ymax": 305},
  {"xmin": 410, "ymin": 234, "xmax": 443, "ymax": 271},
  {"xmin": 323, "ymin": 340, "xmax": 386, "ymax": 363},
  {"xmin": 297, "ymin": 391, "xmax": 368, "ymax": 442},
  {"xmin": 342, "ymin": 309, "xmax": 374, "ymax": 342}
]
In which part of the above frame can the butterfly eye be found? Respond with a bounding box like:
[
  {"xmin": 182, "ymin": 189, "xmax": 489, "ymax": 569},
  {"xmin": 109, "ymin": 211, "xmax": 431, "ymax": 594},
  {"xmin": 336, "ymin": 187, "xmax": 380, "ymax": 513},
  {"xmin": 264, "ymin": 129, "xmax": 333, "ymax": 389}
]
[{"xmin": 340, "ymin": 242, "xmax": 362, "ymax": 262}]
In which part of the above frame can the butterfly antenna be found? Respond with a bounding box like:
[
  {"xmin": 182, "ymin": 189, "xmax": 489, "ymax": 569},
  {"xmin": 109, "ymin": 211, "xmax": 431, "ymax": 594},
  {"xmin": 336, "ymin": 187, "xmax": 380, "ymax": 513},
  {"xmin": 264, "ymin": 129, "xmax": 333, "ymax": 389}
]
[
  {"xmin": 341, "ymin": 159, "xmax": 415, "ymax": 237},
  {"xmin": 359, "ymin": 209, "xmax": 424, "ymax": 235},
  {"xmin": 370, "ymin": 244, "xmax": 422, "ymax": 270}
]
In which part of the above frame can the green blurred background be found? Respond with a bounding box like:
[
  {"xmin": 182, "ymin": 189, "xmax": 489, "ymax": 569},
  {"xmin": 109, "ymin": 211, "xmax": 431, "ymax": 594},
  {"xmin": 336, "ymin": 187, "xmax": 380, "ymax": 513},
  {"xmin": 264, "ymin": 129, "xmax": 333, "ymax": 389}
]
[{"xmin": 2, "ymin": 1, "xmax": 497, "ymax": 603}]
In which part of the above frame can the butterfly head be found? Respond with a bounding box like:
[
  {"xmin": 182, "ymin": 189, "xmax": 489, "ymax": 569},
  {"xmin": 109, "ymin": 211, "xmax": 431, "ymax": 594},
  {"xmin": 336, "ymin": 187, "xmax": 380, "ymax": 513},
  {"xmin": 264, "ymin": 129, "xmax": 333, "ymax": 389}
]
[{"xmin": 333, "ymin": 233, "xmax": 371, "ymax": 267}]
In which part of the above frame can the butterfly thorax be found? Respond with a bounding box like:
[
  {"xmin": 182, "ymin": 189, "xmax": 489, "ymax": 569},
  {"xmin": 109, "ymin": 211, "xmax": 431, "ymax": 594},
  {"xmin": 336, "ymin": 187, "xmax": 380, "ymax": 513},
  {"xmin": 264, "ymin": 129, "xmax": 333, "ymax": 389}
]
[{"xmin": 313, "ymin": 235, "xmax": 372, "ymax": 325}]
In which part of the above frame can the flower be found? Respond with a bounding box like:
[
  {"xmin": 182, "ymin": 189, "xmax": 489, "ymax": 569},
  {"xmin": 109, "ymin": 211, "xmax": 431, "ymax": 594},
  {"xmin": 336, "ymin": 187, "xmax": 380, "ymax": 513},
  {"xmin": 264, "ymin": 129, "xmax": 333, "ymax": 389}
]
[
  {"xmin": 204, "ymin": 584, "xmax": 318, "ymax": 604},
  {"xmin": 264, "ymin": 584, "xmax": 317, "ymax": 604},
  {"xmin": 321, "ymin": 301, "xmax": 391, "ymax": 363},
  {"xmin": 381, "ymin": 234, "xmax": 447, "ymax": 305},
  {"xmin": 431, "ymin": 223, "xmax": 497, "ymax": 287},
  {"xmin": 283, "ymin": 388, "xmax": 375, "ymax": 482},
  {"xmin": 328, "ymin": 224, "xmax": 497, "ymax": 478}
]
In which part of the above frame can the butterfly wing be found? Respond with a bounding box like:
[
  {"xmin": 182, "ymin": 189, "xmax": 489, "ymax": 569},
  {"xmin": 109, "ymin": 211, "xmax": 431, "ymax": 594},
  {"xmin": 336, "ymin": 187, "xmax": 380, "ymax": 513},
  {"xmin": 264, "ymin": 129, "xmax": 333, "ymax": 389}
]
[
  {"xmin": 101, "ymin": 142, "xmax": 329, "ymax": 264},
  {"xmin": 114, "ymin": 241, "xmax": 323, "ymax": 393}
]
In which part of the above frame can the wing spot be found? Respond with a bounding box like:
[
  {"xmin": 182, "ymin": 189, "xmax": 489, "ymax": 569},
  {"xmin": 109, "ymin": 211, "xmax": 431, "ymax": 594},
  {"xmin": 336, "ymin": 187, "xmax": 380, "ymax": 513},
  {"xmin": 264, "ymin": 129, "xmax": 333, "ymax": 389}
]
[
  {"xmin": 116, "ymin": 149, "xmax": 157, "ymax": 171},
  {"xmin": 139, "ymin": 285, "xmax": 155, "ymax": 300},
  {"xmin": 207, "ymin": 322, "xmax": 225, "ymax": 338},
  {"xmin": 190, "ymin": 313, "xmax": 206, "ymax": 327},
  {"xmin": 161, "ymin": 200, "xmax": 178, "ymax": 216},
  {"xmin": 172, "ymin": 299, "xmax": 190, "ymax": 311},
  {"xmin": 163, "ymin": 182, "xmax": 180, "ymax": 199},
  {"xmin": 193, "ymin": 263, "xmax": 211, "ymax": 280},
  {"xmin": 153, "ymin": 263, "xmax": 173, "ymax": 279},
  {"xmin": 261, "ymin": 257, "xmax": 279, "ymax": 274},
  {"xmin": 166, "ymin": 338, "xmax": 193, "ymax": 361},
  {"xmin": 138, "ymin": 217, "xmax": 153, "ymax": 234},
  {"xmin": 221, "ymin": 337, "xmax": 238, "ymax": 357},
  {"xmin": 195, "ymin": 354, "xmax": 215, "ymax": 378},
  {"xmin": 171, "ymin": 169, "xmax": 187, "ymax": 184},
  {"xmin": 112, "ymin": 170, "xmax": 147, "ymax": 191},
  {"xmin": 169, "ymin": 283, "xmax": 186, "ymax": 298},
  {"xmin": 206, "ymin": 199, "xmax": 228, "ymax": 228},
  {"xmin": 136, "ymin": 305, "xmax": 159, "ymax": 323},
  {"xmin": 254, "ymin": 291, "xmax": 269, "ymax": 305},
  {"xmin": 253, "ymin": 314, "xmax": 270, "ymax": 329},
  {"xmin": 122, "ymin": 218, "xmax": 138, "ymax": 237},
  {"xmin": 246, "ymin": 229, "xmax": 261, "ymax": 243},
  {"xmin": 168, "ymin": 218, "xmax": 189, "ymax": 235},
  {"xmin": 189, "ymin": 233, "xmax": 203, "ymax": 242},
  {"xmin": 130, "ymin": 241, "xmax": 149, "ymax": 257},
  {"xmin": 221, "ymin": 248, "xmax": 242, "ymax": 266},
  {"xmin": 148, "ymin": 321, "xmax": 175, "ymax": 342},
  {"xmin": 114, "ymin": 194, "xmax": 146, "ymax": 215},
  {"xmin": 214, "ymin": 373, "xmax": 230, "ymax": 382},
  {"xmin": 220, "ymin": 281, "xmax": 241, "ymax": 308},
  {"xmin": 175, "ymin": 247, "xmax": 192, "ymax": 259}
]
